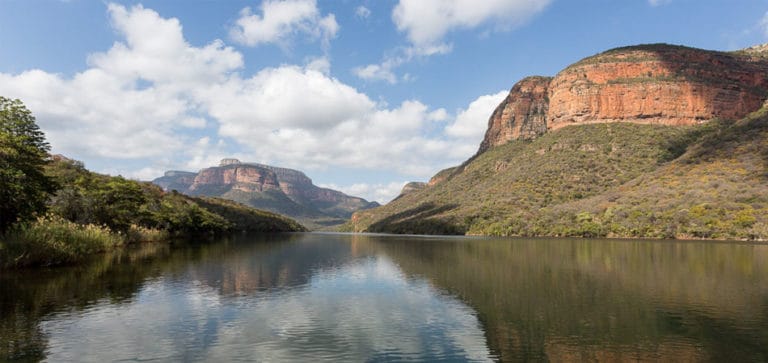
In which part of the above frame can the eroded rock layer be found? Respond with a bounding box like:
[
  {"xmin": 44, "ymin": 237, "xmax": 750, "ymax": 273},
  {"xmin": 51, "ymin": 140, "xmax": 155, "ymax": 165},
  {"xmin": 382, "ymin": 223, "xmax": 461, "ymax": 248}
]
[
  {"xmin": 478, "ymin": 76, "xmax": 551, "ymax": 153},
  {"xmin": 547, "ymin": 44, "xmax": 768, "ymax": 130},
  {"xmin": 478, "ymin": 44, "xmax": 768, "ymax": 154}
]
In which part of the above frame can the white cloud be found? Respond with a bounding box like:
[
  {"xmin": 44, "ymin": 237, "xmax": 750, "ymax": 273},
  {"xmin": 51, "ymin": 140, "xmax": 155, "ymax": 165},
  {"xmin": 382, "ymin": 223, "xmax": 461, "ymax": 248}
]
[
  {"xmin": 203, "ymin": 66, "xmax": 374, "ymax": 133},
  {"xmin": 353, "ymin": 63, "xmax": 398, "ymax": 84},
  {"xmin": 0, "ymin": 3, "xmax": 503, "ymax": 193},
  {"xmin": 98, "ymin": 4, "xmax": 243, "ymax": 85},
  {"xmin": 203, "ymin": 75, "xmax": 469, "ymax": 177},
  {"xmin": 445, "ymin": 90, "xmax": 507, "ymax": 141},
  {"xmin": 356, "ymin": 0, "xmax": 544, "ymax": 83},
  {"xmin": 229, "ymin": 0, "xmax": 338, "ymax": 48},
  {"xmin": 0, "ymin": 3, "xmax": 239, "ymax": 161},
  {"xmin": 355, "ymin": 6, "xmax": 371, "ymax": 19},
  {"xmin": 305, "ymin": 56, "xmax": 331, "ymax": 74},
  {"xmin": 320, "ymin": 181, "xmax": 407, "ymax": 204},
  {"xmin": 392, "ymin": 0, "xmax": 551, "ymax": 50}
]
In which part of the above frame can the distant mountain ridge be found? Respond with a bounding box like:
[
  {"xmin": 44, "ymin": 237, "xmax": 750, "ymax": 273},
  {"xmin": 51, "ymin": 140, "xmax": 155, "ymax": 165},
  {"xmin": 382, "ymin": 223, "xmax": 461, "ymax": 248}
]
[{"xmin": 154, "ymin": 159, "xmax": 379, "ymax": 229}]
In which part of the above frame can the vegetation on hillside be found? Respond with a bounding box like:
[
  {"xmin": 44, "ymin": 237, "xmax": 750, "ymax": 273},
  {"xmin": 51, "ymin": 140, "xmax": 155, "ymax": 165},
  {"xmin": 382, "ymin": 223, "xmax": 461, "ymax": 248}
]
[
  {"xmin": 349, "ymin": 108, "xmax": 768, "ymax": 241},
  {"xmin": 0, "ymin": 97, "xmax": 56, "ymax": 233},
  {"xmin": 0, "ymin": 98, "xmax": 305, "ymax": 268}
]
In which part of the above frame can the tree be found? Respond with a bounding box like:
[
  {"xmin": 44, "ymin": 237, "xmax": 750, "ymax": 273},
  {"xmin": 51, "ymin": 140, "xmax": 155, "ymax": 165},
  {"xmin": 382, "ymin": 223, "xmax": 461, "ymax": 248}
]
[{"xmin": 0, "ymin": 97, "xmax": 55, "ymax": 233}]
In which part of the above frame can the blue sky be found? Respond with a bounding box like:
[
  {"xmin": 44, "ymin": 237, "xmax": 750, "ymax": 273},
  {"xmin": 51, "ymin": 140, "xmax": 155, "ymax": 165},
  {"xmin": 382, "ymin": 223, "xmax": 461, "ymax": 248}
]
[{"xmin": 1, "ymin": 0, "xmax": 767, "ymax": 203}]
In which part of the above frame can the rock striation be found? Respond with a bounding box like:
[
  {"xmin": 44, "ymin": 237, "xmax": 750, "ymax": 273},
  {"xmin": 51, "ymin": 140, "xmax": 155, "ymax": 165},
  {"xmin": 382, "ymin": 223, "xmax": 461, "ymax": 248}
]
[
  {"xmin": 478, "ymin": 44, "xmax": 768, "ymax": 154},
  {"xmin": 191, "ymin": 165, "xmax": 281, "ymax": 193},
  {"xmin": 478, "ymin": 76, "xmax": 551, "ymax": 153}
]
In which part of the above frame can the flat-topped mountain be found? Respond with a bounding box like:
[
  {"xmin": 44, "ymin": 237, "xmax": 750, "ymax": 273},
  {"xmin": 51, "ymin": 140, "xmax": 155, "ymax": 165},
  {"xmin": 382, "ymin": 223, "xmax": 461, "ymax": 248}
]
[
  {"xmin": 479, "ymin": 43, "xmax": 768, "ymax": 153},
  {"xmin": 348, "ymin": 43, "xmax": 768, "ymax": 240},
  {"xmin": 154, "ymin": 159, "xmax": 379, "ymax": 229}
]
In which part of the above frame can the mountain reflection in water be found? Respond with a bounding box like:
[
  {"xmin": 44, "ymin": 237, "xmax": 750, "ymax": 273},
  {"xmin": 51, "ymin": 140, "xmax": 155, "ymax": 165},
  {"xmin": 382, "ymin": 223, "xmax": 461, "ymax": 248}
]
[{"xmin": 1, "ymin": 233, "xmax": 767, "ymax": 362}]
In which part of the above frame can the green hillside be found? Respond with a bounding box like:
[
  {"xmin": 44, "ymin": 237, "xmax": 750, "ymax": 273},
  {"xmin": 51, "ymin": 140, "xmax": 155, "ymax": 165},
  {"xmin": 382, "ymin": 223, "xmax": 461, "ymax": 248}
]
[
  {"xmin": 348, "ymin": 108, "xmax": 768, "ymax": 241},
  {"xmin": 1, "ymin": 157, "xmax": 305, "ymax": 268}
]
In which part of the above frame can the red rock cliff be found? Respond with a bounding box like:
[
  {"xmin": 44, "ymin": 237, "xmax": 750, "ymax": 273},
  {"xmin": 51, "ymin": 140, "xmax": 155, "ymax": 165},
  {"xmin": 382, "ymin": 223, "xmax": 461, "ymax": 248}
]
[
  {"xmin": 478, "ymin": 76, "xmax": 551, "ymax": 153},
  {"xmin": 548, "ymin": 44, "xmax": 768, "ymax": 130},
  {"xmin": 190, "ymin": 165, "xmax": 281, "ymax": 193},
  {"xmin": 477, "ymin": 44, "xmax": 768, "ymax": 154}
]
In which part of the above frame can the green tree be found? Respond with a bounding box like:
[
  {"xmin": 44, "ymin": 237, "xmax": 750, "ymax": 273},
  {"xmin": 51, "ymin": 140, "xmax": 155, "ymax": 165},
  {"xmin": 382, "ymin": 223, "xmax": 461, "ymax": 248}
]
[{"xmin": 0, "ymin": 97, "xmax": 55, "ymax": 232}]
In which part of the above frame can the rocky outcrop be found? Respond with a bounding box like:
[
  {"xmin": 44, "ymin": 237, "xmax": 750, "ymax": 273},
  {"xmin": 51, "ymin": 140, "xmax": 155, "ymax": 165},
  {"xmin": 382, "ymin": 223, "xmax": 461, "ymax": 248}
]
[
  {"xmin": 190, "ymin": 165, "xmax": 281, "ymax": 193},
  {"xmin": 153, "ymin": 159, "xmax": 378, "ymax": 228},
  {"xmin": 428, "ymin": 167, "xmax": 458, "ymax": 187},
  {"xmin": 547, "ymin": 44, "xmax": 768, "ymax": 130},
  {"xmin": 477, "ymin": 44, "xmax": 768, "ymax": 154},
  {"xmin": 397, "ymin": 182, "xmax": 426, "ymax": 198},
  {"xmin": 152, "ymin": 170, "xmax": 196, "ymax": 192},
  {"xmin": 478, "ymin": 76, "xmax": 551, "ymax": 153}
]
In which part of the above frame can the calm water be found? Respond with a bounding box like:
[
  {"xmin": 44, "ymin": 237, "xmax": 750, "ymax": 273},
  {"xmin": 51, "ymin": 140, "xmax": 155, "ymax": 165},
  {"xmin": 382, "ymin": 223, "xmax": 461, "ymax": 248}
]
[{"xmin": 1, "ymin": 234, "xmax": 767, "ymax": 362}]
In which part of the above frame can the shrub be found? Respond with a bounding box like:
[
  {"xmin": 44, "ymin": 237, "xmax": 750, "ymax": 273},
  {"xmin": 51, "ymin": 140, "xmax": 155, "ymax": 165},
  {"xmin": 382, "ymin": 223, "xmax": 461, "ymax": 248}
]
[{"xmin": 0, "ymin": 215, "xmax": 123, "ymax": 268}]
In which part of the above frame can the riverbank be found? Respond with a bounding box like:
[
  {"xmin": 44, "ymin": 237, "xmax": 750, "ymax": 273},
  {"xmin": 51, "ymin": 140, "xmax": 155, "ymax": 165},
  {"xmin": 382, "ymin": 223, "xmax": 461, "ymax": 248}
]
[
  {"xmin": 0, "ymin": 211, "xmax": 305, "ymax": 269},
  {"xmin": 0, "ymin": 215, "xmax": 167, "ymax": 269}
]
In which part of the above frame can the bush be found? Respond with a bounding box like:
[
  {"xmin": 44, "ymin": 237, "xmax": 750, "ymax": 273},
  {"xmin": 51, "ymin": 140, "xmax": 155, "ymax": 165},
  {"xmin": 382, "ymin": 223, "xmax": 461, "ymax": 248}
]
[{"xmin": 0, "ymin": 215, "xmax": 123, "ymax": 268}]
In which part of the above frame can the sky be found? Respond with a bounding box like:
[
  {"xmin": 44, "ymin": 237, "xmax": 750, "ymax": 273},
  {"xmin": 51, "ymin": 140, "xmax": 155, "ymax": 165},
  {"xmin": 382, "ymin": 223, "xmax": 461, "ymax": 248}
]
[{"xmin": 1, "ymin": 0, "xmax": 768, "ymax": 203}]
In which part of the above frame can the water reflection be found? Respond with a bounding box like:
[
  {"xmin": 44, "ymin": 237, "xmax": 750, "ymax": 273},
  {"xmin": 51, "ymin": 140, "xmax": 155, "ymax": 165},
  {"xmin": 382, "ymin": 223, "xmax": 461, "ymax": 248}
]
[
  {"xmin": 365, "ymin": 236, "xmax": 768, "ymax": 361},
  {"xmin": 2, "ymin": 234, "xmax": 768, "ymax": 362},
  {"xmin": 2, "ymin": 234, "xmax": 494, "ymax": 362}
]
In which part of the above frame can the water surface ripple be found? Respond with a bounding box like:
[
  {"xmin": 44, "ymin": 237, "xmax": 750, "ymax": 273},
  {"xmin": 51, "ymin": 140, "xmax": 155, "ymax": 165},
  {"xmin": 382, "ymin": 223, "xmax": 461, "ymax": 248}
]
[{"xmin": 1, "ymin": 233, "xmax": 767, "ymax": 361}]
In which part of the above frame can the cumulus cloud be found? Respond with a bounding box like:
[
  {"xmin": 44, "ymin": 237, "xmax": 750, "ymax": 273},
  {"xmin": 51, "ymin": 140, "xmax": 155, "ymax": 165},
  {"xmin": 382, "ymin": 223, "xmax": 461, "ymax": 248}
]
[
  {"xmin": 0, "ymin": 4, "xmax": 241, "ymax": 160},
  {"xmin": 392, "ymin": 0, "xmax": 551, "ymax": 51},
  {"xmin": 320, "ymin": 181, "xmax": 407, "ymax": 204},
  {"xmin": 445, "ymin": 90, "xmax": 507, "ymax": 141},
  {"xmin": 229, "ymin": 0, "xmax": 338, "ymax": 48},
  {"xmin": 0, "ymin": 3, "xmax": 503, "ymax": 193},
  {"xmin": 355, "ymin": 0, "xmax": 546, "ymax": 83}
]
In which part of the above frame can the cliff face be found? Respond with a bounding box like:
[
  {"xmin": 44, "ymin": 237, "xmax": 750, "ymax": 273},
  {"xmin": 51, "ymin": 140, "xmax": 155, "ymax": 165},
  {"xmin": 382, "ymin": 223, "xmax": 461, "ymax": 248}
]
[
  {"xmin": 190, "ymin": 165, "xmax": 281, "ymax": 193},
  {"xmin": 478, "ymin": 76, "xmax": 551, "ymax": 153},
  {"xmin": 153, "ymin": 159, "xmax": 378, "ymax": 229},
  {"xmin": 548, "ymin": 44, "xmax": 768, "ymax": 130},
  {"xmin": 152, "ymin": 171, "xmax": 196, "ymax": 192},
  {"xmin": 478, "ymin": 44, "xmax": 768, "ymax": 154}
]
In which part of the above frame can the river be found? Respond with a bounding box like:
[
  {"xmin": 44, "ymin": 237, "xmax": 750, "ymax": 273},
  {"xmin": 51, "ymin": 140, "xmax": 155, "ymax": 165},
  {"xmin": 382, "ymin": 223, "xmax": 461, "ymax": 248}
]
[{"xmin": 1, "ymin": 233, "xmax": 767, "ymax": 361}]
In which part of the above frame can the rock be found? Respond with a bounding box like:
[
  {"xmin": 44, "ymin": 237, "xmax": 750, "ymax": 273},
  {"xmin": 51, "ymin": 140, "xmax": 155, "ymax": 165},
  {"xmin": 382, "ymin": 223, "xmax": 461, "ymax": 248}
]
[
  {"xmin": 153, "ymin": 170, "xmax": 196, "ymax": 192},
  {"xmin": 428, "ymin": 167, "xmax": 458, "ymax": 187},
  {"xmin": 399, "ymin": 182, "xmax": 426, "ymax": 197},
  {"xmin": 547, "ymin": 44, "xmax": 768, "ymax": 131},
  {"xmin": 190, "ymin": 165, "xmax": 281, "ymax": 193},
  {"xmin": 478, "ymin": 76, "xmax": 551, "ymax": 153},
  {"xmin": 477, "ymin": 44, "xmax": 768, "ymax": 154},
  {"xmin": 219, "ymin": 158, "xmax": 242, "ymax": 166},
  {"xmin": 152, "ymin": 159, "xmax": 378, "ymax": 226}
]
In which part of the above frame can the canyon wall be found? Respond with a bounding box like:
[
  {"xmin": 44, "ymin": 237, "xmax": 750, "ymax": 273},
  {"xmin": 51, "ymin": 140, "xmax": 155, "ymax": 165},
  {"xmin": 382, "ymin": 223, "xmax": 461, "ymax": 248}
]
[{"xmin": 479, "ymin": 44, "xmax": 768, "ymax": 153}]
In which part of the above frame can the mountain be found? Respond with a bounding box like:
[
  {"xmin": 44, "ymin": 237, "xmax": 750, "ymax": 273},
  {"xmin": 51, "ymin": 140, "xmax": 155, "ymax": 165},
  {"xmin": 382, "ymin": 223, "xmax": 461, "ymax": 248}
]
[
  {"xmin": 348, "ymin": 43, "xmax": 768, "ymax": 241},
  {"xmin": 153, "ymin": 159, "xmax": 379, "ymax": 229}
]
